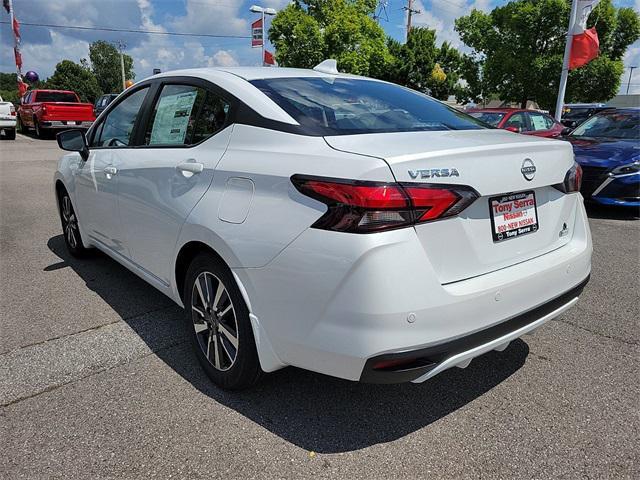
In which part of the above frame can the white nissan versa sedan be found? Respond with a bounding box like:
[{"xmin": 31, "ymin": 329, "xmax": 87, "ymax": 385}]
[{"xmin": 54, "ymin": 63, "xmax": 592, "ymax": 389}]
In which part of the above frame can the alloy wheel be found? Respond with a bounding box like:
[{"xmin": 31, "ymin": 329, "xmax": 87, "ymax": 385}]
[
  {"xmin": 61, "ymin": 195, "xmax": 79, "ymax": 249},
  {"xmin": 191, "ymin": 271, "xmax": 239, "ymax": 371}
]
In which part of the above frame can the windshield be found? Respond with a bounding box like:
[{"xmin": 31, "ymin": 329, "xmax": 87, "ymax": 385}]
[
  {"xmin": 468, "ymin": 111, "xmax": 505, "ymax": 127},
  {"xmin": 36, "ymin": 91, "xmax": 78, "ymax": 103},
  {"xmin": 250, "ymin": 77, "xmax": 487, "ymax": 135},
  {"xmin": 570, "ymin": 110, "xmax": 639, "ymax": 140}
]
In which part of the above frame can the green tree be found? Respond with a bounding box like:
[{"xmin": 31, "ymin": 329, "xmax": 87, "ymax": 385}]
[
  {"xmin": 86, "ymin": 40, "xmax": 135, "ymax": 94},
  {"xmin": 455, "ymin": 0, "xmax": 640, "ymax": 109},
  {"xmin": 380, "ymin": 29, "xmax": 462, "ymax": 100},
  {"xmin": 45, "ymin": 60, "xmax": 102, "ymax": 103},
  {"xmin": 269, "ymin": 0, "xmax": 392, "ymax": 77}
]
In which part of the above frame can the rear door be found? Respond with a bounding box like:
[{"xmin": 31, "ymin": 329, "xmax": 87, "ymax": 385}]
[
  {"xmin": 116, "ymin": 80, "xmax": 233, "ymax": 285},
  {"xmin": 526, "ymin": 112, "xmax": 559, "ymax": 137}
]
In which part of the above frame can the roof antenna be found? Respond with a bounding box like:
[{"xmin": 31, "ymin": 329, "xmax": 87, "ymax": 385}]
[{"xmin": 313, "ymin": 59, "xmax": 339, "ymax": 75}]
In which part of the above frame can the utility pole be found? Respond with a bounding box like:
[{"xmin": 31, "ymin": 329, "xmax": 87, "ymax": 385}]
[
  {"xmin": 403, "ymin": 0, "xmax": 421, "ymax": 42},
  {"xmin": 116, "ymin": 40, "xmax": 127, "ymax": 91},
  {"xmin": 554, "ymin": 0, "xmax": 579, "ymax": 121},
  {"xmin": 626, "ymin": 66, "xmax": 637, "ymax": 95}
]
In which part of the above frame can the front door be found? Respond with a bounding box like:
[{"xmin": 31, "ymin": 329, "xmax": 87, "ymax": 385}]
[
  {"xmin": 75, "ymin": 86, "xmax": 150, "ymax": 258},
  {"xmin": 116, "ymin": 82, "xmax": 233, "ymax": 285}
]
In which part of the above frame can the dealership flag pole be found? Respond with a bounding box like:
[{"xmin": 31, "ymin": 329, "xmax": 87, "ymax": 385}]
[{"xmin": 554, "ymin": 0, "xmax": 579, "ymax": 121}]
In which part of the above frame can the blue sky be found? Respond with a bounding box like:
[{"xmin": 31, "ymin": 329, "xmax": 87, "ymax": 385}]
[{"xmin": 1, "ymin": 0, "xmax": 638, "ymax": 94}]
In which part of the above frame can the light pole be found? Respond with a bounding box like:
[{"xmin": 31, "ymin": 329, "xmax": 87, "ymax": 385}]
[
  {"xmin": 250, "ymin": 5, "xmax": 276, "ymax": 66},
  {"xmin": 626, "ymin": 66, "xmax": 637, "ymax": 95}
]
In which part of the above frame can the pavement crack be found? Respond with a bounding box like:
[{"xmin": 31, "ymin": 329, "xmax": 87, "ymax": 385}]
[
  {"xmin": 0, "ymin": 305, "xmax": 177, "ymax": 357},
  {"xmin": 1, "ymin": 339, "xmax": 188, "ymax": 408},
  {"xmin": 551, "ymin": 318, "xmax": 639, "ymax": 347}
]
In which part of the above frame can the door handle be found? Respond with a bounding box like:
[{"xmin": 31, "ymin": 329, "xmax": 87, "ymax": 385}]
[
  {"xmin": 103, "ymin": 166, "xmax": 118, "ymax": 178},
  {"xmin": 176, "ymin": 161, "xmax": 204, "ymax": 175}
]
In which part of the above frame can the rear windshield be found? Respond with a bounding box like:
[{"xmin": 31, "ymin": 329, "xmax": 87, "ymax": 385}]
[
  {"xmin": 35, "ymin": 91, "xmax": 78, "ymax": 103},
  {"xmin": 250, "ymin": 77, "xmax": 487, "ymax": 135},
  {"xmin": 570, "ymin": 110, "xmax": 639, "ymax": 140},
  {"xmin": 468, "ymin": 111, "xmax": 505, "ymax": 127}
]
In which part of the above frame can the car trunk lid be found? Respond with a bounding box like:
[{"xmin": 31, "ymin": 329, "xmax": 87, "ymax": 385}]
[{"xmin": 325, "ymin": 129, "xmax": 579, "ymax": 283}]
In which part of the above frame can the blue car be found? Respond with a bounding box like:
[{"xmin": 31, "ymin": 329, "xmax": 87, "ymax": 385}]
[{"xmin": 565, "ymin": 108, "xmax": 639, "ymax": 207}]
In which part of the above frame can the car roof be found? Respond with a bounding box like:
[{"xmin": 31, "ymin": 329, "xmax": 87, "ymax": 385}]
[
  {"xmin": 32, "ymin": 89, "xmax": 76, "ymax": 93},
  {"xmin": 469, "ymin": 108, "xmax": 523, "ymax": 113},
  {"xmin": 147, "ymin": 66, "xmax": 370, "ymax": 126}
]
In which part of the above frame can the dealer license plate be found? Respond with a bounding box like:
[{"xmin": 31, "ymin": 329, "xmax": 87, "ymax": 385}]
[{"xmin": 489, "ymin": 191, "xmax": 538, "ymax": 242}]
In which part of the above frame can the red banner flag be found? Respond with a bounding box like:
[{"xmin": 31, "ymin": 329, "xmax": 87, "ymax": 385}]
[
  {"xmin": 264, "ymin": 50, "xmax": 275, "ymax": 65},
  {"xmin": 569, "ymin": 28, "xmax": 599, "ymax": 70},
  {"xmin": 14, "ymin": 47, "xmax": 22, "ymax": 69},
  {"xmin": 13, "ymin": 17, "xmax": 20, "ymax": 39},
  {"xmin": 18, "ymin": 80, "xmax": 28, "ymax": 96},
  {"xmin": 251, "ymin": 18, "xmax": 263, "ymax": 48}
]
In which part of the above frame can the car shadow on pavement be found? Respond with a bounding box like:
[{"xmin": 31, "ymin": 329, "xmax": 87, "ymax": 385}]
[
  {"xmin": 585, "ymin": 203, "xmax": 639, "ymax": 220},
  {"xmin": 47, "ymin": 234, "xmax": 529, "ymax": 454}
]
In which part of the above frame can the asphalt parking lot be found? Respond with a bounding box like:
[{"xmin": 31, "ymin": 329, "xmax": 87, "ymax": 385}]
[{"xmin": 1, "ymin": 133, "xmax": 639, "ymax": 479}]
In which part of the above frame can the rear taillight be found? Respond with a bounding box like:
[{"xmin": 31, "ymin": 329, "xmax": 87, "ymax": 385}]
[
  {"xmin": 553, "ymin": 162, "xmax": 582, "ymax": 193},
  {"xmin": 291, "ymin": 175, "xmax": 479, "ymax": 233},
  {"xmin": 10, "ymin": 105, "xmax": 15, "ymax": 116}
]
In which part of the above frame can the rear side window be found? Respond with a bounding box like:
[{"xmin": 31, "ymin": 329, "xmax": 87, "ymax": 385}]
[
  {"xmin": 92, "ymin": 87, "xmax": 149, "ymax": 147},
  {"xmin": 528, "ymin": 112, "xmax": 554, "ymax": 131},
  {"xmin": 250, "ymin": 77, "xmax": 486, "ymax": 135},
  {"xmin": 35, "ymin": 91, "xmax": 78, "ymax": 102},
  {"xmin": 144, "ymin": 84, "xmax": 229, "ymax": 146}
]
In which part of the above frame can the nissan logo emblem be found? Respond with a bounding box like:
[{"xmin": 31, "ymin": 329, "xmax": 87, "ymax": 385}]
[{"xmin": 521, "ymin": 159, "xmax": 536, "ymax": 181}]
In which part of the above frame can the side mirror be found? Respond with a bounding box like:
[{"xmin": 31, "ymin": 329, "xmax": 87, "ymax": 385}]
[
  {"xmin": 505, "ymin": 126, "xmax": 521, "ymax": 133},
  {"xmin": 57, "ymin": 129, "xmax": 89, "ymax": 161},
  {"xmin": 561, "ymin": 127, "xmax": 573, "ymax": 136}
]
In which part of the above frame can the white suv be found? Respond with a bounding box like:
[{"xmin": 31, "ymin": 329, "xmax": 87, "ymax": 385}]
[{"xmin": 54, "ymin": 65, "xmax": 592, "ymax": 389}]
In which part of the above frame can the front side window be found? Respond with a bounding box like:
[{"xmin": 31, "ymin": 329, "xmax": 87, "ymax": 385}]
[
  {"xmin": 144, "ymin": 84, "xmax": 229, "ymax": 146},
  {"xmin": 92, "ymin": 87, "xmax": 149, "ymax": 147},
  {"xmin": 504, "ymin": 113, "xmax": 527, "ymax": 132},
  {"xmin": 571, "ymin": 111, "xmax": 639, "ymax": 140},
  {"xmin": 251, "ymin": 77, "xmax": 486, "ymax": 135}
]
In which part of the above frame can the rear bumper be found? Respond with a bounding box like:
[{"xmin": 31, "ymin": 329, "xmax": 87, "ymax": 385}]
[
  {"xmin": 40, "ymin": 120, "xmax": 93, "ymax": 129},
  {"xmin": 360, "ymin": 275, "xmax": 589, "ymax": 383},
  {"xmin": 238, "ymin": 198, "xmax": 592, "ymax": 382},
  {"xmin": 0, "ymin": 119, "xmax": 16, "ymax": 128}
]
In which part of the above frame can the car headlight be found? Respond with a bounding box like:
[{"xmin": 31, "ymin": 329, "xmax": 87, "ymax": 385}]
[{"xmin": 611, "ymin": 160, "xmax": 639, "ymax": 176}]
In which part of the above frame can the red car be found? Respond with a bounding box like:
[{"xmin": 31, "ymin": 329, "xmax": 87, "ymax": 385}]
[
  {"xmin": 17, "ymin": 89, "xmax": 95, "ymax": 139},
  {"xmin": 467, "ymin": 108, "xmax": 566, "ymax": 138}
]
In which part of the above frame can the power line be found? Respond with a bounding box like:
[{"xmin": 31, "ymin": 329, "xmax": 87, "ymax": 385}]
[{"xmin": 0, "ymin": 20, "xmax": 251, "ymax": 39}]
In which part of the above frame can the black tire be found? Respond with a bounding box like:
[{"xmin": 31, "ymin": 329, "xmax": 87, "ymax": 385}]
[
  {"xmin": 34, "ymin": 117, "xmax": 45, "ymax": 139},
  {"xmin": 17, "ymin": 115, "xmax": 28, "ymax": 133},
  {"xmin": 58, "ymin": 188, "xmax": 90, "ymax": 257},
  {"xmin": 5, "ymin": 128, "xmax": 16, "ymax": 140},
  {"xmin": 184, "ymin": 253, "xmax": 262, "ymax": 390}
]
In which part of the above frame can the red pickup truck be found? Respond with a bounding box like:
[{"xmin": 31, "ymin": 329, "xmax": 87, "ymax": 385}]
[{"xmin": 17, "ymin": 89, "xmax": 95, "ymax": 138}]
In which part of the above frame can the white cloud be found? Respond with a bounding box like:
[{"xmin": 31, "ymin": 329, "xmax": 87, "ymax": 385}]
[
  {"xmin": 169, "ymin": 0, "xmax": 247, "ymax": 36},
  {"xmin": 211, "ymin": 50, "xmax": 240, "ymax": 67}
]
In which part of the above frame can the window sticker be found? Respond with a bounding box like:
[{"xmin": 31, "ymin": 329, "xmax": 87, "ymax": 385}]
[
  {"xmin": 530, "ymin": 115, "xmax": 548, "ymax": 130},
  {"xmin": 150, "ymin": 91, "xmax": 198, "ymax": 145}
]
